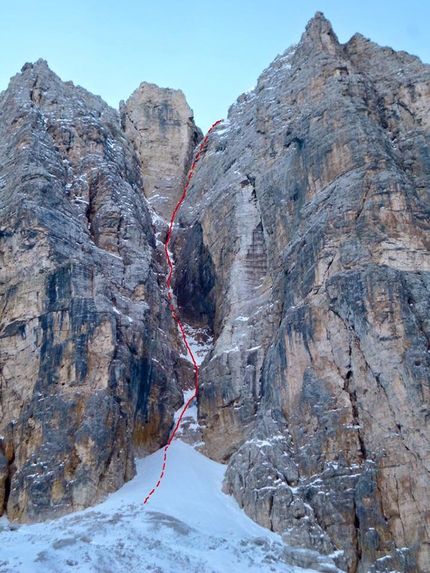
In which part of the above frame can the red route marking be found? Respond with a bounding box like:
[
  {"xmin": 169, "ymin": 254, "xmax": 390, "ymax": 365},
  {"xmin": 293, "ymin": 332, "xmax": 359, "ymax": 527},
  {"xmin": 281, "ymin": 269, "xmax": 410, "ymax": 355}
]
[{"xmin": 143, "ymin": 119, "xmax": 223, "ymax": 505}]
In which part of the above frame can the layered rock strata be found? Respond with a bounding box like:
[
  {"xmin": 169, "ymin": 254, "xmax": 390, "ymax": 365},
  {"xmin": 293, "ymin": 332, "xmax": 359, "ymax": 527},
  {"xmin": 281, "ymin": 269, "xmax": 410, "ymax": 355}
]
[
  {"xmin": 120, "ymin": 82, "xmax": 202, "ymax": 220},
  {"xmin": 0, "ymin": 12, "xmax": 429, "ymax": 573},
  {"xmin": 0, "ymin": 60, "xmax": 184, "ymax": 522},
  {"xmin": 174, "ymin": 13, "xmax": 430, "ymax": 573}
]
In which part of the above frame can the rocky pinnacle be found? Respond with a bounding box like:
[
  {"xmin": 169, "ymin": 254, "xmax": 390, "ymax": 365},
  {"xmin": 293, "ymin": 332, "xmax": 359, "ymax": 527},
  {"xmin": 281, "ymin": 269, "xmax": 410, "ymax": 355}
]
[{"xmin": 0, "ymin": 12, "xmax": 429, "ymax": 573}]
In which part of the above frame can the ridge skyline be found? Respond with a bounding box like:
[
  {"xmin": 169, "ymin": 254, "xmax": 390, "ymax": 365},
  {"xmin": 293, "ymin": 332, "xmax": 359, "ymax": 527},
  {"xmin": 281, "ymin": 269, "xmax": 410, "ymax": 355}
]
[{"xmin": 1, "ymin": 3, "xmax": 429, "ymax": 133}]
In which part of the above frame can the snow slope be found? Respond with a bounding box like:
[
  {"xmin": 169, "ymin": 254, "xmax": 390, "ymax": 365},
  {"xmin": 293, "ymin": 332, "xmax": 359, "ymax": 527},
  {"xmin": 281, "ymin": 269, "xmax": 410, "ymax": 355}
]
[
  {"xmin": 0, "ymin": 203, "xmax": 341, "ymax": 573},
  {"xmin": 0, "ymin": 441, "xmax": 340, "ymax": 573}
]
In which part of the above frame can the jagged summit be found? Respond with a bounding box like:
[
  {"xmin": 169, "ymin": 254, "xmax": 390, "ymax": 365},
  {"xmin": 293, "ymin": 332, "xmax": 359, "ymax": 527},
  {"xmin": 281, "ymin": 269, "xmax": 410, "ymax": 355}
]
[
  {"xmin": 120, "ymin": 80, "xmax": 202, "ymax": 220},
  {"xmin": 128, "ymin": 81, "xmax": 189, "ymax": 102},
  {"xmin": 1, "ymin": 14, "xmax": 430, "ymax": 573},
  {"xmin": 18, "ymin": 58, "xmax": 64, "ymax": 88},
  {"xmin": 304, "ymin": 11, "xmax": 336, "ymax": 36},
  {"xmin": 297, "ymin": 11, "xmax": 341, "ymax": 56},
  {"xmin": 21, "ymin": 58, "xmax": 50, "ymax": 71},
  {"xmin": 176, "ymin": 14, "xmax": 430, "ymax": 573},
  {"xmin": 9, "ymin": 58, "xmax": 107, "ymax": 113}
]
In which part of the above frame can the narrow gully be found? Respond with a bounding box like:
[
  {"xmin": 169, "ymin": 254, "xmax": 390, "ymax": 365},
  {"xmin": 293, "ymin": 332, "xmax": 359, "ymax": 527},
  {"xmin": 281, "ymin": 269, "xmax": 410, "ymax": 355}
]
[{"xmin": 143, "ymin": 119, "xmax": 223, "ymax": 505}]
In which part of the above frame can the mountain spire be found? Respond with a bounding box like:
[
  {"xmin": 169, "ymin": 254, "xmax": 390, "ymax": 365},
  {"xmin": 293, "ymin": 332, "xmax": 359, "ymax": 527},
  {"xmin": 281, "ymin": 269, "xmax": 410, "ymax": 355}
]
[{"xmin": 299, "ymin": 12, "xmax": 340, "ymax": 55}]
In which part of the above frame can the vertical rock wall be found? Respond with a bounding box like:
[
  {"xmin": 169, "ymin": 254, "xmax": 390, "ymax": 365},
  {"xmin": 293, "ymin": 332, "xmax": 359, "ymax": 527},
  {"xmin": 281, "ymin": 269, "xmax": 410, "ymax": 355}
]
[
  {"xmin": 174, "ymin": 13, "xmax": 430, "ymax": 573},
  {"xmin": 120, "ymin": 82, "xmax": 202, "ymax": 220},
  {"xmin": 1, "ymin": 13, "xmax": 429, "ymax": 573},
  {"xmin": 0, "ymin": 61, "xmax": 183, "ymax": 522}
]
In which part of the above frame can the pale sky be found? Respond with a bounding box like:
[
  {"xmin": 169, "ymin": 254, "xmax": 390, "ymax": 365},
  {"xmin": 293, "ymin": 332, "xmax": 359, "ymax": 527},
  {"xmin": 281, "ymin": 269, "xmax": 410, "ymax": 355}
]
[{"xmin": 1, "ymin": 0, "xmax": 428, "ymax": 133}]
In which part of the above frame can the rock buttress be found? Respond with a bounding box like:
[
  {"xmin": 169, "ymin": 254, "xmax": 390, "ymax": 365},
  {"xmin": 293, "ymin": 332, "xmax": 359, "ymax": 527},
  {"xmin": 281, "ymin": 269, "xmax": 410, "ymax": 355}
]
[
  {"xmin": 120, "ymin": 82, "xmax": 202, "ymax": 221},
  {"xmin": 174, "ymin": 12, "xmax": 430, "ymax": 573},
  {"xmin": 0, "ymin": 60, "xmax": 183, "ymax": 522}
]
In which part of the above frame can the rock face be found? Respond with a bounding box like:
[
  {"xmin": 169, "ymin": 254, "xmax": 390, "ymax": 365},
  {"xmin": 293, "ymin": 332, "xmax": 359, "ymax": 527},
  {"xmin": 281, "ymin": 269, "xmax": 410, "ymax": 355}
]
[
  {"xmin": 0, "ymin": 60, "xmax": 184, "ymax": 522},
  {"xmin": 1, "ymin": 13, "xmax": 429, "ymax": 573},
  {"xmin": 174, "ymin": 13, "xmax": 430, "ymax": 573},
  {"xmin": 120, "ymin": 82, "xmax": 202, "ymax": 220}
]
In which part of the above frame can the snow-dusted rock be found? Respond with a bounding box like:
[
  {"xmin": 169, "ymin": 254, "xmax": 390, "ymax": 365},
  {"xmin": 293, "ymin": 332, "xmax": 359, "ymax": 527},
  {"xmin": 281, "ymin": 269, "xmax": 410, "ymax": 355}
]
[
  {"xmin": 0, "ymin": 441, "xmax": 342, "ymax": 573},
  {"xmin": 174, "ymin": 12, "xmax": 430, "ymax": 573},
  {"xmin": 0, "ymin": 60, "xmax": 183, "ymax": 522},
  {"xmin": 120, "ymin": 82, "xmax": 202, "ymax": 220},
  {"xmin": 1, "ymin": 11, "xmax": 430, "ymax": 573}
]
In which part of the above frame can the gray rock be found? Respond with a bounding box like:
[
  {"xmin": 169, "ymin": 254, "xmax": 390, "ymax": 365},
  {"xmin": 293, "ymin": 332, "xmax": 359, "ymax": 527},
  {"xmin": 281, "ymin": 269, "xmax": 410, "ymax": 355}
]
[
  {"xmin": 0, "ymin": 450, "xmax": 8, "ymax": 512},
  {"xmin": 0, "ymin": 60, "xmax": 183, "ymax": 522},
  {"xmin": 174, "ymin": 12, "xmax": 430, "ymax": 572},
  {"xmin": 1, "ymin": 11, "xmax": 430, "ymax": 573},
  {"xmin": 120, "ymin": 82, "xmax": 202, "ymax": 220}
]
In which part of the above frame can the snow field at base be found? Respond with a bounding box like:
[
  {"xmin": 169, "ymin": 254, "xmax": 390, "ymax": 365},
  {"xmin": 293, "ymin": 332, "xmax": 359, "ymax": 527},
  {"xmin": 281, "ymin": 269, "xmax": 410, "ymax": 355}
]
[{"xmin": 0, "ymin": 441, "xmax": 334, "ymax": 573}]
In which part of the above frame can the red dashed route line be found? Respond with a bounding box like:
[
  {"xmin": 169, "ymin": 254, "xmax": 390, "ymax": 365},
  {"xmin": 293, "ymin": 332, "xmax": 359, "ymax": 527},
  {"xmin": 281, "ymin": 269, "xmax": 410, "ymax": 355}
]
[{"xmin": 144, "ymin": 119, "xmax": 223, "ymax": 505}]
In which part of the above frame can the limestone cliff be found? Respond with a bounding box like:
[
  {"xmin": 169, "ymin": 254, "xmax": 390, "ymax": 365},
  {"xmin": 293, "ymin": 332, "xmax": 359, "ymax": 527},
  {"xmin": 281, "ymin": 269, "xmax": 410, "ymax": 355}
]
[
  {"xmin": 0, "ymin": 60, "xmax": 185, "ymax": 522},
  {"xmin": 120, "ymin": 82, "xmax": 202, "ymax": 220},
  {"xmin": 1, "ymin": 12, "xmax": 429, "ymax": 573},
  {"xmin": 174, "ymin": 13, "xmax": 430, "ymax": 573}
]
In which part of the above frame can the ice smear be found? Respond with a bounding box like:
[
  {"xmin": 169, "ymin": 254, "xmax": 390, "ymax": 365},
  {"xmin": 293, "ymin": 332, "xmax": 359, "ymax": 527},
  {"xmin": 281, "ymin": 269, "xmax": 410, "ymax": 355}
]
[
  {"xmin": 172, "ymin": 322, "xmax": 213, "ymax": 447},
  {"xmin": 180, "ymin": 322, "xmax": 214, "ymax": 366}
]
